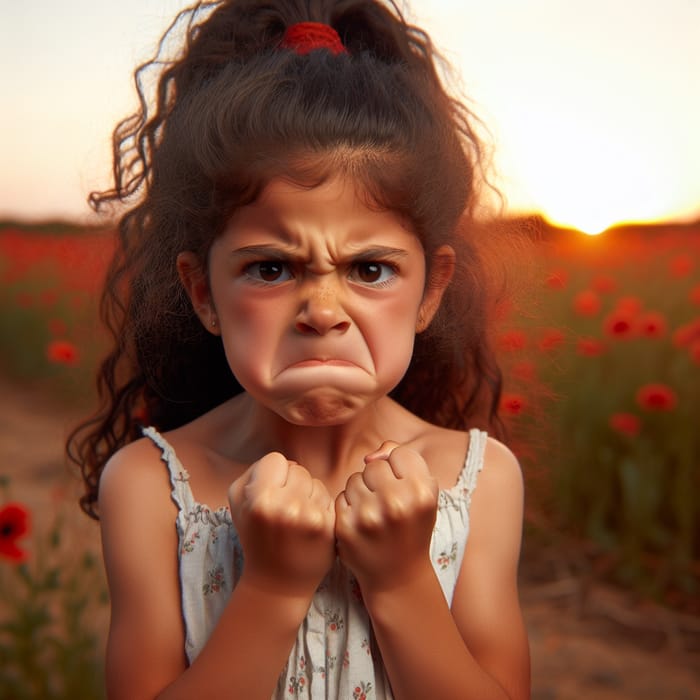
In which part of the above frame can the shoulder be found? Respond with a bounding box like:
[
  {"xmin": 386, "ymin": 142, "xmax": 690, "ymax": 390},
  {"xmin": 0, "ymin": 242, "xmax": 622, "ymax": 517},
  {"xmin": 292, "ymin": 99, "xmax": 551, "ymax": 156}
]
[
  {"xmin": 461, "ymin": 435, "xmax": 524, "ymax": 574},
  {"xmin": 480, "ymin": 436, "xmax": 523, "ymax": 492},
  {"xmin": 471, "ymin": 436, "xmax": 524, "ymax": 526},
  {"xmin": 98, "ymin": 432, "xmax": 171, "ymax": 515}
]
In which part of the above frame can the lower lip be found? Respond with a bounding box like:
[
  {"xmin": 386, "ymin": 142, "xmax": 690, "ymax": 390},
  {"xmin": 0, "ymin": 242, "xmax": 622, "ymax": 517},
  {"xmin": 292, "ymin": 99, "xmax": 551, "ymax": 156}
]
[{"xmin": 289, "ymin": 360, "xmax": 355, "ymax": 368}]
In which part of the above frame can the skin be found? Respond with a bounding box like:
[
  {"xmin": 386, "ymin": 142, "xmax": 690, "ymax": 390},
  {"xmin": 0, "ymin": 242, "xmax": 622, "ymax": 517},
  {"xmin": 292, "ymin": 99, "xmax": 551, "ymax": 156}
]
[{"xmin": 98, "ymin": 175, "xmax": 530, "ymax": 699}]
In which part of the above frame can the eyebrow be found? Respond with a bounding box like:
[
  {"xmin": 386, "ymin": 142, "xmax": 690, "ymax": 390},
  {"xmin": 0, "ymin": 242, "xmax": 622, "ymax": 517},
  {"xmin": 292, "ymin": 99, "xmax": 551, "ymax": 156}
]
[
  {"xmin": 229, "ymin": 245, "xmax": 410, "ymax": 262},
  {"xmin": 229, "ymin": 245, "xmax": 295, "ymax": 260}
]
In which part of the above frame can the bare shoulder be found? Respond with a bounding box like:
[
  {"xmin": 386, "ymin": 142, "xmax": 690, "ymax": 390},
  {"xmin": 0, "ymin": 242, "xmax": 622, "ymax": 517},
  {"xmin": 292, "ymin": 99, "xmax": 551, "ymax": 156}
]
[
  {"xmin": 98, "ymin": 433, "xmax": 179, "ymax": 592},
  {"xmin": 99, "ymin": 434, "xmax": 172, "ymax": 516},
  {"xmin": 469, "ymin": 436, "xmax": 524, "ymax": 538},
  {"xmin": 479, "ymin": 436, "xmax": 524, "ymax": 497}
]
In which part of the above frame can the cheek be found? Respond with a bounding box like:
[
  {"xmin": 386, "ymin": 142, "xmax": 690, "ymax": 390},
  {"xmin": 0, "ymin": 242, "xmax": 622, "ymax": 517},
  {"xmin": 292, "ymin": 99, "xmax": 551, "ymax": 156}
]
[
  {"xmin": 363, "ymin": 294, "xmax": 421, "ymax": 372},
  {"xmin": 218, "ymin": 296, "xmax": 284, "ymax": 373}
]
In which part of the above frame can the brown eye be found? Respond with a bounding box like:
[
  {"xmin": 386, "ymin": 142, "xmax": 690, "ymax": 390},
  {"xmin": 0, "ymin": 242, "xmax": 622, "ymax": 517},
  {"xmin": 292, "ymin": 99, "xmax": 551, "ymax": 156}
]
[
  {"xmin": 357, "ymin": 262, "xmax": 382, "ymax": 283},
  {"xmin": 351, "ymin": 262, "xmax": 397, "ymax": 286},
  {"xmin": 245, "ymin": 261, "xmax": 292, "ymax": 284}
]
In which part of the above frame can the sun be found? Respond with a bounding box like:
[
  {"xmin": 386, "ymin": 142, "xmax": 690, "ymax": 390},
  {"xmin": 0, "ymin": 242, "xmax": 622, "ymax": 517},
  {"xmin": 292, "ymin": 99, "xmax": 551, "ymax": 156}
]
[
  {"xmin": 495, "ymin": 93, "xmax": 683, "ymax": 236},
  {"xmin": 545, "ymin": 211, "xmax": 611, "ymax": 236}
]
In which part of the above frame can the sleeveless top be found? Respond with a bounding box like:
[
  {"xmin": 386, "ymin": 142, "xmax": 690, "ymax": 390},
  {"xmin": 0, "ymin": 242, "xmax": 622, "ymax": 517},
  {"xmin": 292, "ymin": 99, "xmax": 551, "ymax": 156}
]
[{"xmin": 142, "ymin": 426, "xmax": 488, "ymax": 699}]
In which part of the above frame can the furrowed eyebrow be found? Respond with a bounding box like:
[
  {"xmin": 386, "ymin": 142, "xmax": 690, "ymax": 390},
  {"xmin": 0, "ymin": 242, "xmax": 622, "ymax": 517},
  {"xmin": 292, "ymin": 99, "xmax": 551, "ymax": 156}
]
[
  {"xmin": 348, "ymin": 247, "xmax": 408, "ymax": 262},
  {"xmin": 230, "ymin": 245, "xmax": 409, "ymax": 262},
  {"xmin": 229, "ymin": 245, "xmax": 299, "ymax": 260}
]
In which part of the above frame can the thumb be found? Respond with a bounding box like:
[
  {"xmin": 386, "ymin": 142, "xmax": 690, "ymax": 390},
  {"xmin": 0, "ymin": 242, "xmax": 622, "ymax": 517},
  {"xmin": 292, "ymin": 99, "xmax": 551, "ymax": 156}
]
[
  {"xmin": 228, "ymin": 452, "xmax": 288, "ymax": 509},
  {"xmin": 364, "ymin": 440, "xmax": 400, "ymax": 464}
]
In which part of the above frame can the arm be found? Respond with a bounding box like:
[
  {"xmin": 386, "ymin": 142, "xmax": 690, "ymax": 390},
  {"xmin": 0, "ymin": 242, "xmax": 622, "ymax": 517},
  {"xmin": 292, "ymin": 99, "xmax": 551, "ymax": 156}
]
[
  {"xmin": 100, "ymin": 444, "xmax": 335, "ymax": 700},
  {"xmin": 335, "ymin": 439, "xmax": 530, "ymax": 700}
]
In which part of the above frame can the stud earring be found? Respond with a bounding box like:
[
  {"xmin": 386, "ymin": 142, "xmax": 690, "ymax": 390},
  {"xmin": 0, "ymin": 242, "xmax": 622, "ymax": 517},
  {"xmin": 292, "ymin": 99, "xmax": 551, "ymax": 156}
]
[{"xmin": 210, "ymin": 318, "xmax": 217, "ymax": 327}]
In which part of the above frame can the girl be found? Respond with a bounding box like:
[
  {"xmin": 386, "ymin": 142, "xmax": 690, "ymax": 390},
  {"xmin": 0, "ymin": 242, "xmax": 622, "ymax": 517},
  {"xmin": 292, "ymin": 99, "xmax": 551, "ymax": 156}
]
[{"xmin": 70, "ymin": 1, "xmax": 530, "ymax": 698}]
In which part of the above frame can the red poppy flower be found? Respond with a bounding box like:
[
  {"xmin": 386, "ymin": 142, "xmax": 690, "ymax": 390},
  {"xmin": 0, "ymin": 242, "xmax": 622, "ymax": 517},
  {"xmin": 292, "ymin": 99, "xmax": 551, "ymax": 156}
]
[
  {"xmin": 591, "ymin": 274, "xmax": 617, "ymax": 294},
  {"xmin": 672, "ymin": 317, "xmax": 700, "ymax": 348},
  {"xmin": 493, "ymin": 298, "xmax": 513, "ymax": 322},
  {"xmin": 497, "ymin": 329, "xmax": 528, "ymax": 352},
  {"xmin": 545, "ymin": 270, "xmax": 568, "ymax": 290},
  {"xmin": 609, "ymin": 412, "xmax": 641, "ymax": 437},
  {"xmin": 572, "ymin": 289, "xmax": 602, "ymax": 317},
  {"xmin": 636, "ymin": 383, "xmax": 678, "ymax": 412},
  {"xmin": 576, "ymin": 337, "xmax": 606, "ymax": 357},
  {"xmin": 614, "ymin": 296, "xmax": 642, "ymax": 315},
  {"xmin": 638, "ymin": 311, "xmax": 668, "ymax": 338},
  {"xmin": 131, "ymin": 404, "xmax": 150, "ymax": 424},
  {"xmin": 510, "ymin": 360, "xmax": 536, "ymax": 381},
  {"xmin": 0, "ymin": 503, "xmax": 31, "ymax": 562},
  {"xmin": 500, "ymin": 393, "xmax": 526, "ymax": 416},
  {"xmin": 603, "ymin": 310, "xmax": 636, "ymax": 339},
  {"xmin": 689, "ymin": 340, "xmax": 700, "ymax": 366},
  {"xmin": 46, "ymin": 339, "xmax": 80, "ymax": 366},
  {"xmin": 538, "ymin": 328, "xmax": 566, "ymax": 352},
  {"xmin": 690, "ymin": 284, "xmax": 700, "ymax": 307},
  {"xmin": 668, "ymin": 253, "xmax": 694, "ymax": 278}
]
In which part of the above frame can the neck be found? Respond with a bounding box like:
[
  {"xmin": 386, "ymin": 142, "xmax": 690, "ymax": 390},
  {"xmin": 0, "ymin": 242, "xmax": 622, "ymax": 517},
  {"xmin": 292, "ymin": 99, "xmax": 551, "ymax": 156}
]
[{"xmin": 230, "ymin": 394, "xmax": 401, "ymax": 488}]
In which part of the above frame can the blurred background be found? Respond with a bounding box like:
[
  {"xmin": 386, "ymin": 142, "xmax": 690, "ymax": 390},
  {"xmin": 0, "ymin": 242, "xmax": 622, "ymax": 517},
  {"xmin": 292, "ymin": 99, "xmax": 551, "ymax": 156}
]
[{"xmin": 1, "ymin": 1, "xmax": 699, "ymax": 698}]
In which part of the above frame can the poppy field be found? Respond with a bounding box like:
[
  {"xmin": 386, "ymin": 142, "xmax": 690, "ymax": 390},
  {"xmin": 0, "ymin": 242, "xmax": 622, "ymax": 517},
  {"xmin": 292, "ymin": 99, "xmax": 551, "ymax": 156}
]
[
  {"xmin": 0, "ymin": 218, "xmax": 698, "ymax": 606},
  {"xmin": 496, "ymin": 220, "xmax": 700, "ymax": 608}
]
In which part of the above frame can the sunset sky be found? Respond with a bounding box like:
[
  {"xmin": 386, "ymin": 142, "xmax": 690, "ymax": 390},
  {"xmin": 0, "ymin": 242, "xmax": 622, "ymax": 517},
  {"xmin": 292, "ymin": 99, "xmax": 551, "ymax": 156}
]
[{"xmin": 3, "ymin": 0, "xmax": 699, "ymax": 234}]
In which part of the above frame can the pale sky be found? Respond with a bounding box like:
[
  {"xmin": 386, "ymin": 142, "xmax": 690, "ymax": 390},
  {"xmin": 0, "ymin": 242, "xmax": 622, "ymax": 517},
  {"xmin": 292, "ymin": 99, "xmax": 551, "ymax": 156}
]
[{"xmin": 2, "ymin": 0, "xmax": 699, "ymax": 233}]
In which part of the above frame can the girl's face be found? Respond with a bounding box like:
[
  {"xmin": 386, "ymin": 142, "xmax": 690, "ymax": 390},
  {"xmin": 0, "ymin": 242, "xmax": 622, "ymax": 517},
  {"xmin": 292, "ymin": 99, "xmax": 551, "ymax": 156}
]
[{"xmin": 181, "ymin": 175, "xmax": 452, "ymax": 426}]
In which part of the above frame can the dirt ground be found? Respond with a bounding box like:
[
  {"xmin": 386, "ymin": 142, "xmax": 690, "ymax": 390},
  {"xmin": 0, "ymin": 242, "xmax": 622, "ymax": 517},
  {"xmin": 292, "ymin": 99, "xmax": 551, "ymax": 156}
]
[{"xmin": 1, "ymin": 374, "xmax": 699, "ymax": 700}]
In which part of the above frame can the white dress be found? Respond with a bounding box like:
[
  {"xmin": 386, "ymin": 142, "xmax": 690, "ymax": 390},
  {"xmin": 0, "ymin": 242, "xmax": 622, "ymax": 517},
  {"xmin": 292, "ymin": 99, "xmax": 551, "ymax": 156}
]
[{"xmin": 142, "ymin": 426, "xmax": 487, "ymax": 699}]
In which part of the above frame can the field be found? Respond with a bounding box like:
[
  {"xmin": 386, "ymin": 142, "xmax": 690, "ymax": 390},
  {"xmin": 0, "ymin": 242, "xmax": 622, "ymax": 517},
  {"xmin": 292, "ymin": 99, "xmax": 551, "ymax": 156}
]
[{"xmin": 1, "ymin": 218, "xmax": 699, "ymax": 698}]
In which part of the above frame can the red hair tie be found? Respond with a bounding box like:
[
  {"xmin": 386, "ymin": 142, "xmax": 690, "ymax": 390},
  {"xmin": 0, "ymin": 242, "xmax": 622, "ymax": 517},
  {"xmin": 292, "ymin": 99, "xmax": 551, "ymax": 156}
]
[{"xmin": 280, "ymin": 22, "xmax": 348, "ymax": 56}]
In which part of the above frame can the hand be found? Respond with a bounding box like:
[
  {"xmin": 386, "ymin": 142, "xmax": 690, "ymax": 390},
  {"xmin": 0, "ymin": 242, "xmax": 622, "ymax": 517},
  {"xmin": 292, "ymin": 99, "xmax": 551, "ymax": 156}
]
[
  {"xmin": 334, "ymin": 442, "xmax": 439, "ymax": 593},
  {"xmin": 229, "ymin": 453, "xmax": 336, "ymax": 598}
]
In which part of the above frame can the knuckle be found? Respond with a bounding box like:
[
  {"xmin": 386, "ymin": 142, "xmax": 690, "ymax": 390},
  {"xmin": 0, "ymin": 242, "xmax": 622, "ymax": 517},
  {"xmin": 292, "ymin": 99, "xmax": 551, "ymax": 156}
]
[
  {"xmin": 382, "ymin": 494, "xmax": 408, "ymax": 521},
  {"xmin": 357, "ymin": 505, "xmax": 383, "ymax": 533}
]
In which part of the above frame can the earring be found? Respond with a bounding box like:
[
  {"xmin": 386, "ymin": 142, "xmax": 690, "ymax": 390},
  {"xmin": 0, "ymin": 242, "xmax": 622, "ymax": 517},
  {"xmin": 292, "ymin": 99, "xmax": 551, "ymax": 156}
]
[{"xmin": 210, "ymin": 318, "xmax": 217, "ymax": 327}]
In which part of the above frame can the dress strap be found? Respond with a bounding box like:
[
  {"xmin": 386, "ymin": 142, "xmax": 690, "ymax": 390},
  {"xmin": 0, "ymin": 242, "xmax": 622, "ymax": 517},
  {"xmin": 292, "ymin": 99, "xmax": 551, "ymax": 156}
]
[
  {"xmin": 456, "ymin": 428, "xmax": 488, "ymax": 494},
  {"xmin": 141, "ymin": 426, "xmax": 196, "ymax": 514}
]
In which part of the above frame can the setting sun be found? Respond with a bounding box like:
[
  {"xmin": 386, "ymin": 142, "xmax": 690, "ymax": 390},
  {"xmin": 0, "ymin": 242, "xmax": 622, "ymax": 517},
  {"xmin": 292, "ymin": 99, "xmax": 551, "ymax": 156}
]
[{"xmin": 484, "ymin": 67, "xmax": 697, "ymax": 236}]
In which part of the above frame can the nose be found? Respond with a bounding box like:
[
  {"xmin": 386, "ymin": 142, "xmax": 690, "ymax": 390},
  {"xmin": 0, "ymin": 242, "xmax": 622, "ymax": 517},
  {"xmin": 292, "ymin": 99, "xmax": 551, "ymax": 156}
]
[{"xmin": 295, "ymin": 279, "xmax": 350, "ymax": 336}]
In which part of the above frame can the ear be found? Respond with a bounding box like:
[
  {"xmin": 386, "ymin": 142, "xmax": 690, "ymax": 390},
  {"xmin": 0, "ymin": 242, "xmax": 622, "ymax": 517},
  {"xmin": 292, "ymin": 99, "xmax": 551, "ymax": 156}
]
[
  {"xmin": 176, "ymin": 251, "xmax": 220, "ymax": 335},
  {"xmin": 416, "ymin": 245, "xmax": 455, "ymax": 333}
]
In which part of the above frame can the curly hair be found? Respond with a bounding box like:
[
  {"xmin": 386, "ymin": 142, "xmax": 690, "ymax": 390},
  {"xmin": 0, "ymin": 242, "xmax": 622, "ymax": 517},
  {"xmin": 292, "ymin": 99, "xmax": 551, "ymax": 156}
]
[{"xmin": 68, "ymin": 0, "xmax": 504, "ymax": 519}]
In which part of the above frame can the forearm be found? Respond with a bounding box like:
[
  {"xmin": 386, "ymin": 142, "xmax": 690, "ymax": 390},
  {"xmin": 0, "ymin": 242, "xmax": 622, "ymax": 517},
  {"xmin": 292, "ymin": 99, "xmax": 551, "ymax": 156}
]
[
  {"xmin": 156, "ymin": 578, "xmax": 311, "ymax": 700},
  {"xmin": 363, "ymin": 567, "xmax": 514, "ymax": 700}
]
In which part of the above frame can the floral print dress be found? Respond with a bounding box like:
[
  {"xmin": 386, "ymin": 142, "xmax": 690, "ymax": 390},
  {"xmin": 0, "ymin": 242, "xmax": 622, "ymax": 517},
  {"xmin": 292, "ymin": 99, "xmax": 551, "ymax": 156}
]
[{"xmin": 142, "ymin": 426, "xmax": 487, "ymax": 699}]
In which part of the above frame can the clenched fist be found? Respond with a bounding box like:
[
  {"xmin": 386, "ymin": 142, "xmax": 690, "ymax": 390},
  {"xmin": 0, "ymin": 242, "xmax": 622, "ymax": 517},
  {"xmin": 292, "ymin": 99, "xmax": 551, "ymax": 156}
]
[
  {"xmin": 334, "ymin": 442, "xmax": 439, "ymax": 594},
  {"xmin": 229, "ymin": 453, "xmax": 336, "ymax": 598}
]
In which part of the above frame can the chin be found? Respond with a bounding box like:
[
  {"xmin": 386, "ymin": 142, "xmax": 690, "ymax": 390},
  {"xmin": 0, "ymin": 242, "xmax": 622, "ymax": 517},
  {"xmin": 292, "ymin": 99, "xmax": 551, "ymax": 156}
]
[{"xmin": 280, "ymin": 393, "xmax": 368, "ymax": 427}]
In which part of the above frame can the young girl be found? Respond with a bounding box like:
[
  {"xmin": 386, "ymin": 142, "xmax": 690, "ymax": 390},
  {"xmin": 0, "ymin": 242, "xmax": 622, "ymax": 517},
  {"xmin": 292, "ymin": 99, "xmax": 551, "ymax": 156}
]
[{"xmin": 70, "ymin": 1, "xmax": 530, "ymax": 697}]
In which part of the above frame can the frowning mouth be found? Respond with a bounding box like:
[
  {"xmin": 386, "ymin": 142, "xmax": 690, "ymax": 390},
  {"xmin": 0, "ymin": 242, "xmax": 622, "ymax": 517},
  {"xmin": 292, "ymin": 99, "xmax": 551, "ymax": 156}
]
[{"xmin": 287, "ymin": 359, "xmax": 357, "ymax": 369}]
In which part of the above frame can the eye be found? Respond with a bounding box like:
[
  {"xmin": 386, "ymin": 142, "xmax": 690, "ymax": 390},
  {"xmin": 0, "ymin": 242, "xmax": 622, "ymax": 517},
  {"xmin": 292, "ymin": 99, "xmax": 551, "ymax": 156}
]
[
  {"xmin": 244, "ymin": 261, "xmax": 293, "ymax": 284},
  {"xmin": 350, "ymin": 261, "xmax": 397, "ymax": 286}
]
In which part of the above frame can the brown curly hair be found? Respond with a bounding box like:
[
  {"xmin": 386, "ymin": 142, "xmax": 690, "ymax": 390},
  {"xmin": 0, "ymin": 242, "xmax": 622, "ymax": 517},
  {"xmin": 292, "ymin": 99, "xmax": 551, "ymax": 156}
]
[{"xmin": 68, "ymin": 0, "xmax": 504, "ymax": 519}]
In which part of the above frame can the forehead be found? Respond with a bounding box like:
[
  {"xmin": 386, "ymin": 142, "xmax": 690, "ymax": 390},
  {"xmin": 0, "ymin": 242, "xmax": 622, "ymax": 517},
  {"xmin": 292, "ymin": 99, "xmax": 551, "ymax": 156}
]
[{"xmin": 221, "ymin": 175, "xmax": 420, "ymax": 249}]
